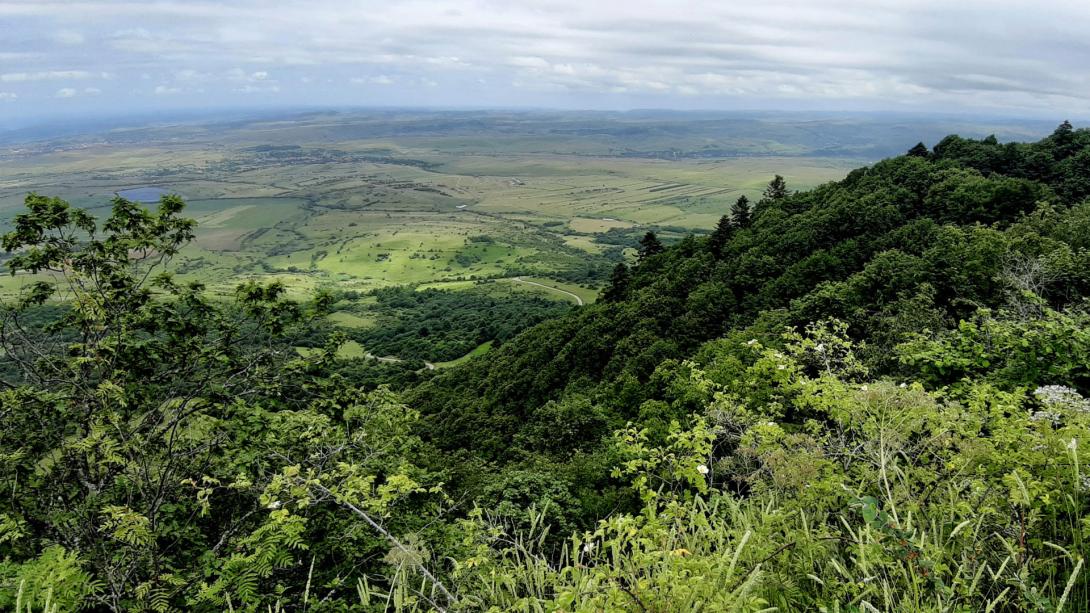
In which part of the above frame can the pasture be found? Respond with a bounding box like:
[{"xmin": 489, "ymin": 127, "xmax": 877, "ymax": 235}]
[{"xmin": 0, "ymin": 111, "xmax": 879, "ymax": 303}]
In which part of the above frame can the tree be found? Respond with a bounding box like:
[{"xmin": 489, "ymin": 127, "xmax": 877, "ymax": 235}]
[
  {"xmin": 602, "ymin": 262, "xmax": 631, "ymax": 302},
  {"xmin": 708, "ymin": 214, "xmax": 734, "ymax": 257},
  {"xmin": 763, "ymin": 174, "xmax": 789, "ymax": 201},
  {"xmin": 907, "ymin": 142, "xmax": 930, "ymax": 158},
  {"xmin": 1049, "ymin": 120, "xmax": 1077, "ymax": 159},
  {"xmin": 638, "ymin": 231, "xmax": 664, "ymax": 262},
  {"xmin": 731, "ymin": 195, "xmax": 752, "ymax": 229},
  {"xmin": 0, "ymin": 194, "xmax": 443, "ymax": 610}
]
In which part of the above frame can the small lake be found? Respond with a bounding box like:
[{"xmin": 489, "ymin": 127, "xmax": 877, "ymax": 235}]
[{"xmin": 116, "ymin": 187, "xmax": 174, "ymax": 202}]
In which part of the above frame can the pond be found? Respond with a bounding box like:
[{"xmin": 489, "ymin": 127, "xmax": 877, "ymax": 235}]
[{"xmin": 116, "ymin": 187, "xmax": 174, "ymax": 203}]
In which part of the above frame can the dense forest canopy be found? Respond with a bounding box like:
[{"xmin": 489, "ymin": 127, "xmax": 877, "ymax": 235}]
[{"xmin": 2, "ymin": 123, "xmax": 1090, "ymax": 611}]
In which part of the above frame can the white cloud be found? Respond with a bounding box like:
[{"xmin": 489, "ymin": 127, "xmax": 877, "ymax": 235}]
[
  {"xmin": 226, "ymin": 68, "xmax": 273, "ymax": 83},
  {"xmin": 235, "ymin": 84, "xmax": 280, "ymax": 93},
  {"xmin": 1, "ymin": 70, "xmax": 99, "ymax": 82},
  {"xmin": 175, "ymin": 69, "xmax": 211, "ymax": 82},
  {"xmin": 351, "ymin": 75, "xmax": 395, "ymax": 85},
  {"xmin": 154, "ymin": 84, "xmax": 181, "ymax": 95},
  {"xmin": 55, "ymin": 87, "xmax": 78, "ymax": 98},
  {"xmin": 0, "ymin": 92, "xmax": 16, "ymax": 101},
  {"xmin": 0, "ymin": 52, "xmax": 40, "ymax": 61},
  {"xmin": 53, "ymin": 30, "xmax": 85, "ymax": 45},
  {"xmin": 422, "ymin": 56, "xmax": 470, "ymax": 69},
  {"xmin": 509, "ymin": 57, "xmax": 551, "ymax": 69}
]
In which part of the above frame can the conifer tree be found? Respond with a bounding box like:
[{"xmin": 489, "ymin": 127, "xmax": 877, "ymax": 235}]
[
  {"xmin": 763, "ymin": 174, "xmax": 789, "ymax": 201},
  {"xmin": 708, "ymin": 214, "xmax": 733, "ymax": 257},
  {"xmin": 602, "ymin": 262, "xmax": 631, "ymax": 302},
  {"xmin": 1050, "ymin": 120, "xmax": 1076, "ymax": 158},
  {"xmin": 907, "ymin": 142, "xmax": 930, "ymax": 157},
  {"xmin": 637, "ymin": 231, "xmax": 664, "ymax": 262},
  {"xmin": 731, "ymin": 195, "xmax": 752, "ymax": 229}
]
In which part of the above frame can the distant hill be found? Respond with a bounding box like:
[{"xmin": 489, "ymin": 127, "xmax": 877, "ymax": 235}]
[{"xmin": 0, "ymin": 108, "xmax": 1059, "ymax": 160}]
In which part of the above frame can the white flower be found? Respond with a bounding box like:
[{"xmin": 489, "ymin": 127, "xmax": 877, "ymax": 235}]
[
  {"xmin": 777, "ymin": 364, "xmax": 786, "ymax": 370},
  {"xmin": 860, "ymin": 385, "xmax": 868, "ymax": 391},
  {"xmin": 697, "ymin": 464, "xmax": 709, "ymax": 475},
  {"xmin": 1068, "ymin": 438, "xmax": 1078, "ymax": 451},
  {"xmin": 583, "ymin": 541, "xmax": 596, "ymax": 553},
  {"xmin": 1030, "ymin": 410, "xmax": 1061, "ymax": 424},
  {"xmin": 1035, "ymin": 386, "xmax": 1090, "ymax": 413},
  {"xmin": 899, "ymin": 382, "xmax": 907, "ymax": 388},
  {"xmin": 746, "ymin": 339, "xmax": 758, "ymax": 346},
  {"xmin": 267, "ymin": 500, "xmax": 282, "ymax": 509}
]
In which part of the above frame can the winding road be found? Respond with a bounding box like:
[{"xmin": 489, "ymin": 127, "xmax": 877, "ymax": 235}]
[
  {"xmin": 509, "ymin": 277, "xmax": 585, "ymax": 306},
  {"xmin": 364, "ymin": 352, "xmax": 436, "ymax": 371}
]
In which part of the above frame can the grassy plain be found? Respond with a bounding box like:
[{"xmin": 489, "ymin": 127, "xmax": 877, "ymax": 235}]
[
  {"xmin": 0, "ymin": 114, "xmax": 870, "ymax": 305},
  {"xmin": 0, "ymin": 110, "xmax": 1058, "ymax": 362},
  {"xmin": 4, "ymin": 110, "xmax": 1050, "ymax": 306}
]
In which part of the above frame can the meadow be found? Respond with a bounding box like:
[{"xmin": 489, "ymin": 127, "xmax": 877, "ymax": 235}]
[
  {"xmin": 0, "ymin": 114, "xmax": 874, "ymax": 298},
  {"xmin": 0, "ymin": 110, "xmax": 1053, "ymax": 361}
]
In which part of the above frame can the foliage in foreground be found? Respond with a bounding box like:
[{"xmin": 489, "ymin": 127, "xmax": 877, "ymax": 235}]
[
  {"xmin": 432, "ymin": 319, "xmax": 1088, "ymax": 611},
  {"xmin": 3, "ymin": 123, "xmax": 1090, "ymax": 611},
  {"xmin": 0, "ymin": 194, "xmax": 445, "ymax": 610},
  {"xmin": 4, "ymin": 242, "xmax": 1088, "ymax": 609}
]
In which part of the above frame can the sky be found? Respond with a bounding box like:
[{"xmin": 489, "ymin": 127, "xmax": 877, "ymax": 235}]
[{"xmin": 1, "ymin": 0, "xmax": 1088, "ymax": 126}]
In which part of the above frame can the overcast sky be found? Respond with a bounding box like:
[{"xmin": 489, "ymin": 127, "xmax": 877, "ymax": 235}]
[{"xmin": 1, "ymin": 0, "xmax": 1088, "ymax": 125}]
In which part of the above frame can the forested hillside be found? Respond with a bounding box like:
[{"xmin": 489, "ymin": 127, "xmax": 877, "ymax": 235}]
[
  {"xmin": 3, "ymin": 123, "xmax": 1090, "ymax": 611},
  {"xmin": 414, "ymin": 120, "xmax": 1090, "ymax": 468}
]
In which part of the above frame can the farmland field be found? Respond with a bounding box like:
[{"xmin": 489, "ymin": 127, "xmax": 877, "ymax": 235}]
[{"xmin": 0, "ymin": 110, "xmax": 1055, "ymax": 361}]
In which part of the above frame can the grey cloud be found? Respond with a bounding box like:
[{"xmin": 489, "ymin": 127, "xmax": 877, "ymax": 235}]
[{"xmin": 0, "ymin": 0, "xmax": 1087, "ymax": 122}]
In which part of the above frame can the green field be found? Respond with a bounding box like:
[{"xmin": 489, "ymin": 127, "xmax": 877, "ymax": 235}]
[
  {"xmin": 2, "ymin": 111, "xmax": 1050, "ymax": 304},
  {"xmin": 0, "ymin": 154, "xmax": 856, "ymax": 299},
  {"xmin": 433, "ymin": 340, "xmax": 493, "ymax": 369}
]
